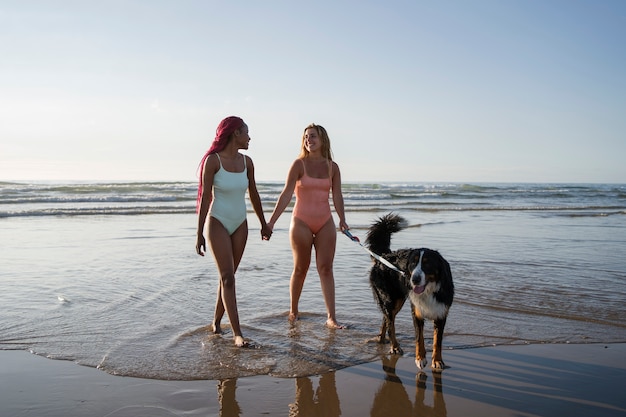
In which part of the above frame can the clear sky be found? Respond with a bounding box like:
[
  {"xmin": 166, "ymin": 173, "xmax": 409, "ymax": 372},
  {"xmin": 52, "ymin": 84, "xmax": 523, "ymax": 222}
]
[{"xmin": 1, "ymin": 1, "xmax": 624, "ymax": 183}]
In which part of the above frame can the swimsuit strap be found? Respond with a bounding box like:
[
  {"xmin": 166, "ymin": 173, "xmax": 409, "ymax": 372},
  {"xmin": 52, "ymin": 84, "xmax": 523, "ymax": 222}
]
[
  {"xmin": 215, "ymin": 153, "xmax": 246, "ymax": 172},
  {"xmin": 300, "ymin": 158, "xmax": 307, "ymax": 177},
  {"xmin": 300, "ymin": 158, "xmax": 331, "ymax": 181}
]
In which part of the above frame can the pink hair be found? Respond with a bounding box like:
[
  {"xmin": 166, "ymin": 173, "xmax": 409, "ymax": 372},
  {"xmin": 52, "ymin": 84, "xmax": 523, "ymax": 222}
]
[{"xmin": 196, "ymin": 116, "xmax": 245, "ymax": 211}]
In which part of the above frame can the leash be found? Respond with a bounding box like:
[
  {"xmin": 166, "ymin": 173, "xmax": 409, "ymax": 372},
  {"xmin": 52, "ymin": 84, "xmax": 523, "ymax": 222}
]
[{"xmin": 342, "ymin": 230, "xmax": 405, "ymax": 276}]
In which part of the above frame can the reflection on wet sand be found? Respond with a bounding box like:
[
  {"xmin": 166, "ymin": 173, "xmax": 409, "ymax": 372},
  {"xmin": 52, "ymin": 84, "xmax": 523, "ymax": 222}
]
[
  {"xmin": 371, "ymin": 355, "xmax": 447, "ymax": 417},
  {"xmin": 289, "ymin": 372, "xmax": 341, "ymax": 417},
  {"xmin": 217, "ymin": 378, "xmax": 241, "ymax": 417},
  {"xmin": 214, "ymin": 370, "xmax": 342, "ymax": 417},
  {"xmin": 214, "ymin": 354, "xmax": 447, "ymax": 416}
]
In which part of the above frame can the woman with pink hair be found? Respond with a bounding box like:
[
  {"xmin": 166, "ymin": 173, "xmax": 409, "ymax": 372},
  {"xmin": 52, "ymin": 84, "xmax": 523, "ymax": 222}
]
[{"xmin": 196, "ymin": 116, "xmax": 271, "ymax": 347}]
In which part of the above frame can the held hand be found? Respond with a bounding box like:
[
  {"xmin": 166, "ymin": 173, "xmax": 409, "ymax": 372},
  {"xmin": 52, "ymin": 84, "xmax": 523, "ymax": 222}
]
[
  {"xmin": 261, "ymin": 224, "xmax": 273, "ymax": 241},
  {"xmin": 343, "ymin": 228, "xmax": 360, "ymax": 242},
  {"xmin": 196, "ymin": 235, "xmax": 206, "ymax": 256},
  {"xmin": 339, "ymin": 220, "xmax": 349, "ymax": 233}
]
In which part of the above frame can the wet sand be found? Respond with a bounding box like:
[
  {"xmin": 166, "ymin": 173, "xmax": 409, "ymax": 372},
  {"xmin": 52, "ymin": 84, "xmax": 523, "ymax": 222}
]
[{"xmin": 1, "ymin": 343, "xmax": 625, "ymax": 417}]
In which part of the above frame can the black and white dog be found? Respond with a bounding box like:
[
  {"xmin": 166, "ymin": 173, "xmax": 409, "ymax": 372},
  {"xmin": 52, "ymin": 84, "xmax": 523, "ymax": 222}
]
[{"xmin": 365, "ymin": 213, "xmax": 454, "ymax": 370}]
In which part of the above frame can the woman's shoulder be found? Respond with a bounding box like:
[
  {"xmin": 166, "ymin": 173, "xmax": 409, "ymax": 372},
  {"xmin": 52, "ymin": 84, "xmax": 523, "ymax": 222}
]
[
  {"xmin": 204, "ymin": 153, "xmax": 221, "ymax": 168},
  {"xmin": 287, "ymin": 158, "xmax": 305, "ymax": 178}
]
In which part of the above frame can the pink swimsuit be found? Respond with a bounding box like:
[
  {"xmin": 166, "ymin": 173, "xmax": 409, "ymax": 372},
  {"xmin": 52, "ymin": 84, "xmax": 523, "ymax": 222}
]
[{"xmin": 293, "ymin": 160, "xmax": 332, "ymax": 234}]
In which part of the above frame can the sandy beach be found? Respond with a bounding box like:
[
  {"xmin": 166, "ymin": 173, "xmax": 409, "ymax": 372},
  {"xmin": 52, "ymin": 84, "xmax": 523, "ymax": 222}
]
[
  {"xmin": 2, "ymin": 343, "xmax": 624, "ymax": 417},
  {"xmin": 2, "ymin": 183, "xmax": 625, "ymax": 416}
]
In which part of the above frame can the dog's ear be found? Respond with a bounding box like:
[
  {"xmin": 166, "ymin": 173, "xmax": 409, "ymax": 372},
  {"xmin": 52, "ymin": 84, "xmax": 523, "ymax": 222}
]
[
  {"xmin": 439, "ymin": 255, "xmax": 451, "ymax": 278},
  {"xmin": 396, "ymin": 249, "xmax": 419, "ymax": 272},
  {"xmin": 438, "ymin": 253, "xmax": 455, "ymax": 294}
]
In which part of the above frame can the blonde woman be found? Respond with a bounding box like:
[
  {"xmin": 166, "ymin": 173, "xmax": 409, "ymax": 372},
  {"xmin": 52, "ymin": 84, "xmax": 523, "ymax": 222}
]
[{"xmin": 267, "ymin": 123, "xmax": 349, "ymax": 329}]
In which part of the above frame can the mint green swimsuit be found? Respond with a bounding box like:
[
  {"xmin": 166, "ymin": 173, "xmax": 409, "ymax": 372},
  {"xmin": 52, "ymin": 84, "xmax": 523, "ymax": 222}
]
[{"xmin": 209, "ymin": 154, "xmax": 248, "ymax": 235}]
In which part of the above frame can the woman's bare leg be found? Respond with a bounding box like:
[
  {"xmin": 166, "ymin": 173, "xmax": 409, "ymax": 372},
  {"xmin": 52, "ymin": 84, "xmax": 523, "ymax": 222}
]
[
  {"xmin": 209, "ymin": 217, "xmax": 249, "ymax": 346},
  {"xmin": 313, "ymin": 219, "xmax": 343, "ymax": 328},
  {"xmin": 289, "ymin": 218, "xmax": 314, "ymax": 322},
  {"xmin": 212, "ymin": 282, "xmax": 225, "ymax": 334}
]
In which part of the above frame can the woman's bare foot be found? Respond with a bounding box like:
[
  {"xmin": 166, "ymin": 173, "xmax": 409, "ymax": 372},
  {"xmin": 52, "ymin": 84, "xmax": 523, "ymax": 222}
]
[
  {"xmin": 234, "ymin": 335, "xmax": 249, "ymax": 347},
  {"xmin": 326, "ymin": 319, "xmax": 345, "ymax": 329},
  {"xmin": 211, "ymin": 323, "xmax": 222, "ymax": 334},
  {"xmin": 288, "ymin": 312, "xmax": 299, "ymax": 323}
]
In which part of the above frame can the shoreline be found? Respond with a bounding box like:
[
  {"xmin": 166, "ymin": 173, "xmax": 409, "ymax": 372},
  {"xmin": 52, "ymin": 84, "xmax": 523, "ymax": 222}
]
[{"xmin": 2, "ymin": 343, "xmax": 625, "ymax": 417}]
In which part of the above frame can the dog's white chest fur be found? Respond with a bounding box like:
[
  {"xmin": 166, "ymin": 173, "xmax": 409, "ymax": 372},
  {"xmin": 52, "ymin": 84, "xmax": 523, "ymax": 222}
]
[
  {"xmin": 409, "ymin": 284, "xmax": 449, "ymax": 320},
  {"xmin": 408, "ymin": 251, "xmax": 449, "ymax": 320}
]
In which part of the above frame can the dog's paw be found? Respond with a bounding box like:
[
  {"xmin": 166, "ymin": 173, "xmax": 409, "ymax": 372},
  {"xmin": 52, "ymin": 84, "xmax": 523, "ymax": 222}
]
[
  {"xmin": 389, "ymin": 345, "xmax": 404, "ymax": 355},
  {"xmin": 415, "ymin": 357, "xmax": 428, "ymax": 369},
  {"xmin": 431, "ymin": 360, "xmax": 446, "ymax": 371}
]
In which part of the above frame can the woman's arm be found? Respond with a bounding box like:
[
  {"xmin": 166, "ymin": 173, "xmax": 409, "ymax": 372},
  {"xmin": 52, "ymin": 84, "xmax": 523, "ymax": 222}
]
[
  {"xmin": 268, "ymin": 160, "xmax": 302, "ymax": 228},
  {"xmin": 331, "ymin": 161, "xmax": 349, "ymax": 232},
  {"xmin": 245, "ymin": 156, "xmax": 271, "ymax": 240},
  {"xmin": 196, "ymin": 155, "xmax": 218, "ymax": 256}
]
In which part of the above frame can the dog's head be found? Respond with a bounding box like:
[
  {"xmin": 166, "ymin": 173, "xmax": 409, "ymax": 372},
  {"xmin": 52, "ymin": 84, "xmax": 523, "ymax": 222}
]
[{"xmin": 402, "ymin": 248, "xmax": 452, "ymax": 296}]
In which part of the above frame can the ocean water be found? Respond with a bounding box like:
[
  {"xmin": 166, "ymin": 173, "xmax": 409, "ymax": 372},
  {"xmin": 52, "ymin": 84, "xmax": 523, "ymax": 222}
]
[{"xmin": 1, "ymin": 181, "xmax": 625, "ymax": 380}]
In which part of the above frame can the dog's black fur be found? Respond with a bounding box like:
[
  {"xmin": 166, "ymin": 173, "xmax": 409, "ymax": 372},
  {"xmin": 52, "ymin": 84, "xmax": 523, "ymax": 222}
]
[{"xmin": 365, "ymin": 213, "xmax": 454, "ymax": 370}]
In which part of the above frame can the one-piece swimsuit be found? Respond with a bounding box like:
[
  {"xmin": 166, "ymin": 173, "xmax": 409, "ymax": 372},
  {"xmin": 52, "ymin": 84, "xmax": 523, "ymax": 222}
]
[
  {"xmin": 293, "ymin": 159, "xmax": 332, "ymax": 234},
  {"xmin": 209, "ymin": 154, "xmax": 248, "ymax": 235}
]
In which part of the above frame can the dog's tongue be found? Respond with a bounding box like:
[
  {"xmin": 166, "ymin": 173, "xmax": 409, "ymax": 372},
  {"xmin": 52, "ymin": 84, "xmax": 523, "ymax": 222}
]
[{"xmin": 413, "ymin": 285, "xmax": 426, "ymax": 294}]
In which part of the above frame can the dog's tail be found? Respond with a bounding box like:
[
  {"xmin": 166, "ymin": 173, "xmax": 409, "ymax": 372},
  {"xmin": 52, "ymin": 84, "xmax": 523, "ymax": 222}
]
[{"xmin": 365, "ymin": 213, "xmax": 408, "ymax": 255}]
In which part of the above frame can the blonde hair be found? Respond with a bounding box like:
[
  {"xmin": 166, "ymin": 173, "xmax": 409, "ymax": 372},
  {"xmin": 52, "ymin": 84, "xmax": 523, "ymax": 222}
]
[{"xmin": 298, "ymin": 123, "xmax": 334, "ymax": 161}]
